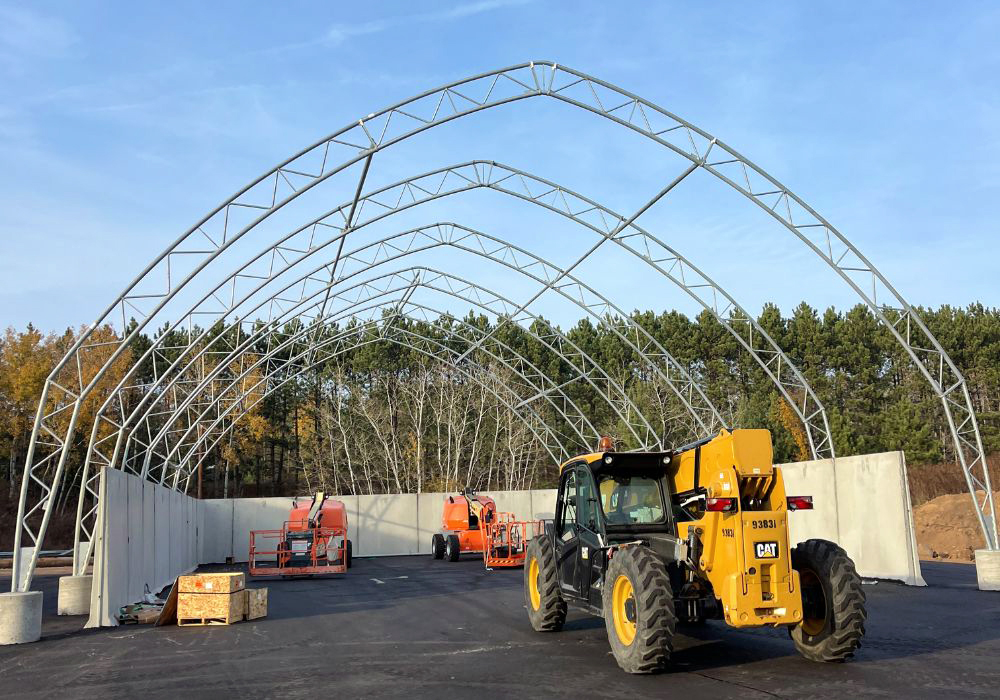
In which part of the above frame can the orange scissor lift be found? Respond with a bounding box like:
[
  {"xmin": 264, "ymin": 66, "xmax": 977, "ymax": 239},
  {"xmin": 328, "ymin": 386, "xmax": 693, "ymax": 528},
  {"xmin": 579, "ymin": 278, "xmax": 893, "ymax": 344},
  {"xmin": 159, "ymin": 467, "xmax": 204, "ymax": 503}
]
[
  {"xmin": 431, "ymin": 490, "xmax": 541, "ymax": 569},
  {"xmin": 249, "ymin": 492, "xmax": 352, "ymax": 577}
]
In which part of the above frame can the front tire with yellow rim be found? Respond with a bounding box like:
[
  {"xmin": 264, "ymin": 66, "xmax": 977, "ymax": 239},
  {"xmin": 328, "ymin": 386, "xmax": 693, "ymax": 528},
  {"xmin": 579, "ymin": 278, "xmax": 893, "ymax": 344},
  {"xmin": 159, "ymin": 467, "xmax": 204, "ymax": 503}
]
[
  {"xmin": 524, "ymin": 535, "xmax": 566, "ymax": 632},
  {"xmin": 602, "ymin": 545, "xmax": 675, "ymax": 674}
]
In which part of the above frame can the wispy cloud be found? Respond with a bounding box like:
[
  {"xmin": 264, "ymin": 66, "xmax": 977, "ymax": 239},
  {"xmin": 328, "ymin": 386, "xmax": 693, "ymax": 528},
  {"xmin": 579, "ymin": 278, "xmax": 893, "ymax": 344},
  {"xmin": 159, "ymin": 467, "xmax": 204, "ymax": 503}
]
[
  {"xmin": 324, "ymin": 0, "xmax": 533, "ymax": 46},
  {"xmin": 0, "ymin": 4, "xmax": 78, "ymax": 73}
]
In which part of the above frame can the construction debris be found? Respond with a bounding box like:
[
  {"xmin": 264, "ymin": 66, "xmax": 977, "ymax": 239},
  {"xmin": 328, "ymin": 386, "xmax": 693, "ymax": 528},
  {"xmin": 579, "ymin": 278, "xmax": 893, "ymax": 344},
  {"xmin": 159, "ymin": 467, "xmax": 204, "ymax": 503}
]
[{"xmin": 118, "ymin": 603, "xmax": 164, "ymax": 625}]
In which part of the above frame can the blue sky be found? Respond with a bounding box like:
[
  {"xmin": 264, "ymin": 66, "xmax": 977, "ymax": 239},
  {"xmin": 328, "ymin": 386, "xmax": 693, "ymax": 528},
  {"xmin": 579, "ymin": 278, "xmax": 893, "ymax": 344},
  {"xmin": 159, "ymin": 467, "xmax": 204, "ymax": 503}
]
[{"xmin": 1, "ymin": 1, "xmax": 998, "ymax": 332}]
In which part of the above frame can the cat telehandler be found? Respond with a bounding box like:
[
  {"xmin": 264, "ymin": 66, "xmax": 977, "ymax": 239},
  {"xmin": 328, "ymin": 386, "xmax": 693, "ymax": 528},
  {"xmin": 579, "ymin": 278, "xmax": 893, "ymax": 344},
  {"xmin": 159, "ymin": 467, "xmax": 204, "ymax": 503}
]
[{"xmin": 524, "ymin": 430, "xmax": 867, "ymax": 673}]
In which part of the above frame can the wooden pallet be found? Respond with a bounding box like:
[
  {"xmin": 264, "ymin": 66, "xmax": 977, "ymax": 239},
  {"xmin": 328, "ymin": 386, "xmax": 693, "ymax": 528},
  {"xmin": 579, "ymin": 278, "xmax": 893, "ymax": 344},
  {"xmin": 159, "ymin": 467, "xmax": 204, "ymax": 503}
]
[{"xmin": 177, "ymin": 615, "xmax": 239, "ymax": 627}]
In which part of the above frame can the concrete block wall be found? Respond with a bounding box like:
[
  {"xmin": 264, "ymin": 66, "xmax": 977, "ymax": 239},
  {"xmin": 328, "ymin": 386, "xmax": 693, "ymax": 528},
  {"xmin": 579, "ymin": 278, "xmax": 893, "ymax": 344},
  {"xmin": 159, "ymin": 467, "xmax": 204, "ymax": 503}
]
[
  {"xmin": 87, "ymin": 468, "xmax": 205, "ymax": 628},
  {"xmin": 89, "ymin": 450, "xmax": 924, "ymax": 626},
  {"xmin": 204, "ymin": 490, "xmax": 560, "ymax": 561},
  {"xmin": 782, "ymin": 451, "xmax": 924, "ymax": 585}
]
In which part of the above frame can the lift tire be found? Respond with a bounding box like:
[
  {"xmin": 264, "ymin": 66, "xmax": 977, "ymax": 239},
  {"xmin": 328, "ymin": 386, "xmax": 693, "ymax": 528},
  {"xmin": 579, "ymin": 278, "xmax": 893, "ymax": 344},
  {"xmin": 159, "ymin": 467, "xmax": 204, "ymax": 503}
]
[
  {"xmin": 431, "ymin": 534, "xmax": 446, "ymax": 560},
  {"xmin": 346, "ymin": 539, "xmax": 353, "ymax": 569},
  {"xmin": 602, "ymin": 545, "xmax": 676, "ymax": 674},
  {"xmin": 790, "ymin": 538, "xmax": 867, "ymax": 662},
  {"xmin": 524, "ymin": 535, "xmax": 566, "ymax": 632},
  {"xmin": 446, "ymin": 534, "xmax": 461, "ymax": 562}
]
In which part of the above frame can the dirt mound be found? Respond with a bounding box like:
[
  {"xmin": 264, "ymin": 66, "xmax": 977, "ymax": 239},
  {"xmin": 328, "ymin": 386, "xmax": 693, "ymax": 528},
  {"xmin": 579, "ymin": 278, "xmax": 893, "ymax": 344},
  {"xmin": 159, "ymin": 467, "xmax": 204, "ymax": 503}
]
[{"xmin": 914, "ymin": 490, "xmax": 998, "ymax": 561}]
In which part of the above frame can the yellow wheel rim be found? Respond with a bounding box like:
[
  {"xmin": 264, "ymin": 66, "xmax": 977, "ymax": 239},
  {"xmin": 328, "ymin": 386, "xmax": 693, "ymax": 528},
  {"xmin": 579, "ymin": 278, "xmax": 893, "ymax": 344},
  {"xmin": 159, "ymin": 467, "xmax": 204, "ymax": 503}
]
[
  {"xmin": 528, "ymin": 557, "xmax": 541, "ymax": 610},
  {"xmin": 799, "ymin": 568, "xmax": 827, "ymax": 636},
  {"xmin": 612, "ymin": 574, "xmax": 637, "ymax": 646}
]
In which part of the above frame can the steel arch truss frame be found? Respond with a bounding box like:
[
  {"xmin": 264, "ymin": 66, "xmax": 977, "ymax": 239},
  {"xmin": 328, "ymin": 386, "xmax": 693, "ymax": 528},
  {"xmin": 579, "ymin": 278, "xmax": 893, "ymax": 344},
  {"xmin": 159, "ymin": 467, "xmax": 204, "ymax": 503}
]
[
  {"xmin": 124, "ymin": 220, "xmax": 727, "ymax": 484},
  {"xmin": 74, "ymin": 257, "xmax": 686, "ymax": 574},
  {"xmin": 172, "ymin": 317, "xmax": 571, "ymax": 494},
  {"xmin": 15, "ymin": 60, "xmax": 994, "ymax": 593},
  {"xmin": 135, "ymin": 264, "xmax": 660, "ymax": 472},
  {"xmin": 133, "ymin": 250, "xmax": 722, "ymax": 492},
  {"xmin": 83, "ymin": 156, "xmax": 818, "ymax": 496},
  {"xmin": 154, "ymin": 296, "xmax": 597, "ymax": 487}
]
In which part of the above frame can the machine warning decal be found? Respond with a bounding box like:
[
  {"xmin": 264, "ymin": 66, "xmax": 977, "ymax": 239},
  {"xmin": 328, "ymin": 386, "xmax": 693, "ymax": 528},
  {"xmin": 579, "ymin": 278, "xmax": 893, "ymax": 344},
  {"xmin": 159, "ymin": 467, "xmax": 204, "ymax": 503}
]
[
  {"xmin": 755, "ymin": 541, "xmax": 778, "ymax": 559},
  {"xmin": 722, "ymin": 528, "xmax": 735, "ymax": 537}
]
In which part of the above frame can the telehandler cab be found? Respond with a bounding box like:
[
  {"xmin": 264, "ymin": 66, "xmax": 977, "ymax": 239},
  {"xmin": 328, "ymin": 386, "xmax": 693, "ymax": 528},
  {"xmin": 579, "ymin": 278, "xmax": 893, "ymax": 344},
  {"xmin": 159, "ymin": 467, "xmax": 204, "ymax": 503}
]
[{"xmin": 524, "ymin": 429, "xmax": 867, "ymax": 674}]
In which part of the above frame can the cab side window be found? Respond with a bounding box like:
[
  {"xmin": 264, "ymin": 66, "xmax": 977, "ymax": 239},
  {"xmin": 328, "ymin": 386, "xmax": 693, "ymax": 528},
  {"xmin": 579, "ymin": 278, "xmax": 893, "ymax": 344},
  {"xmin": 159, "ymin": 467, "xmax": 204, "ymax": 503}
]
[
  {"xmin": 557, "ymin": 469, "xmax": 578, "ymax": 537},
  {"xmin": 576, "ymin": 468, "xmax": 599, "ymax": 533}
]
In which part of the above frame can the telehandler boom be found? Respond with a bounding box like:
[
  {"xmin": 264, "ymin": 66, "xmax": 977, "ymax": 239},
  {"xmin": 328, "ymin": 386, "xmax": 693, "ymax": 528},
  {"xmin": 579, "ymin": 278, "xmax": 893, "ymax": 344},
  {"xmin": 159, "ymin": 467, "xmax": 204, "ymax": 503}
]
[{"xmin": 524, "ymin": 429, "xmax": 867, "ymax": 673}]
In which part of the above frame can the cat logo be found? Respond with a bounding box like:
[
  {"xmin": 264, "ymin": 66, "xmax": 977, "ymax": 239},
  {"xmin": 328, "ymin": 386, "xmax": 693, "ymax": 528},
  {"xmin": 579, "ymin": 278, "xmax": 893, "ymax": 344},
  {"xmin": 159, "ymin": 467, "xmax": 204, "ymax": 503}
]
[{"xmin": 754, "ymin": 541, "xmax": 778, "ymax": 559}]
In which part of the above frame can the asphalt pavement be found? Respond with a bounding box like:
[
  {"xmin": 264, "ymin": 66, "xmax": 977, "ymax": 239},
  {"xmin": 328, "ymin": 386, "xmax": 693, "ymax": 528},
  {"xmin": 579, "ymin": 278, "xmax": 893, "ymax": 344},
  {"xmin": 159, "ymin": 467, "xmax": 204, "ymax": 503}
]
[{"xmin": 1, "ymin": 558, "xmax": 998, "ymax": 698}]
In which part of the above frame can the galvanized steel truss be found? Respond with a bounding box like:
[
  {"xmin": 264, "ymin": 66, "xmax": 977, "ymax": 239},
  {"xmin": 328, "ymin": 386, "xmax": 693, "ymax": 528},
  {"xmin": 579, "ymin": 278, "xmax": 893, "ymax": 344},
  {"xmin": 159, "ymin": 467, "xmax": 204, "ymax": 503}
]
[{"xmin": 13, "ymin": 60, "xmax": 994, "ymax": 592}]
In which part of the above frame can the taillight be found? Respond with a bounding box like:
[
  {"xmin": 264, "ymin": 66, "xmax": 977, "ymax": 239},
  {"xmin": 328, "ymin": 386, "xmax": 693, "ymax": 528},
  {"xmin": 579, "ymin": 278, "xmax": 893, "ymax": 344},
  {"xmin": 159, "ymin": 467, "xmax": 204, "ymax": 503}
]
[
  {"xmin": 706, "ymin": 497, "xmax": 737, "ymax": 512},
  {"xmin": 787, "ymin": 496, "xmax": 813, "ymax": 511}
]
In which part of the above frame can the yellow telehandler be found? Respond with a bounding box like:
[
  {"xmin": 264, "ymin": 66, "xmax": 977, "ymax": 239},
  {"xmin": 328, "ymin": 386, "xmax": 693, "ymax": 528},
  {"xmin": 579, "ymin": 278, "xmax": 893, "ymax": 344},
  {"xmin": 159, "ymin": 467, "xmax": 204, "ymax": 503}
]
[{"xmin": 524, "ymin": 429, "xmax": 866, "ymax": 673}]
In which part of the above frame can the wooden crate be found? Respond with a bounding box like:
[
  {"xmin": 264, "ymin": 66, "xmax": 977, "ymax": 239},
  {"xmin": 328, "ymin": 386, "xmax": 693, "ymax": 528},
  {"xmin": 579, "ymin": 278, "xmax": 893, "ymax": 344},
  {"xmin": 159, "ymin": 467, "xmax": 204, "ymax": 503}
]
[
  {"xmin": 177, "ymin": 591, "xmax": 246, "ymax": 626},
  {"xmin": 178, "ymin": 572, "xmax": 245, "ymax": 594},
  {"xmin": 245, "ymin": 588, "xmax": 268, "ymax": 621}
]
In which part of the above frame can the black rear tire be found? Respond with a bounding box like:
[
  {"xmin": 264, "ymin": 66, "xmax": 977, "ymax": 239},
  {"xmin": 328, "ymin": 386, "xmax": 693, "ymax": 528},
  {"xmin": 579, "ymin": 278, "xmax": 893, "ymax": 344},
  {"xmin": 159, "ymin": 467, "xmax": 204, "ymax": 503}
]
[
  {"xmin": 431, "ymin": 534, "xmax": 446, "ymax": 560},
  {"xmin": 602, "ymin": 545, "xmax": 676, "ymax": 674},
  {"xmin": 446, "ymin": 534, "xmax": 461, "ymax": 562},
  {"xmin": 345, "ymin": 539, "xmax": 353, "ymax": 569},
  {"xmin": 790, "ymin": 538, "xmax": 867, "ymax": 662},
  {"xmin": 524, "ymin": 535, "xmax": 566, "ymax": 632}
]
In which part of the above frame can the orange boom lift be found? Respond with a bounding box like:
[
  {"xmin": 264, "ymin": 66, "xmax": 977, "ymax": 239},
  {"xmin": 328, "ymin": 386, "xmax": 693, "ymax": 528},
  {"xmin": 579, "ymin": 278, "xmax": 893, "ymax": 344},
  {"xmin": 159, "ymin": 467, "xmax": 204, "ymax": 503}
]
[
  {"xmin": 431, "ymin": 490, "xmax": 541, "ymax": 568},
  {"xmin": 249, "ymin": 492, "xmax": 352, "ymax": 577}
]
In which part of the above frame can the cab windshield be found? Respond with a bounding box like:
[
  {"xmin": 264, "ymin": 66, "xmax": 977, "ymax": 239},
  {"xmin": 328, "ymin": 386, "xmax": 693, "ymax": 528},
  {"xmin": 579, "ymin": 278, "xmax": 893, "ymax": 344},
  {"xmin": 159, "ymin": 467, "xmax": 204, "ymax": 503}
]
[{"xmin": 597, "ymin": 473, "xmax": 666, "ymax": 526}]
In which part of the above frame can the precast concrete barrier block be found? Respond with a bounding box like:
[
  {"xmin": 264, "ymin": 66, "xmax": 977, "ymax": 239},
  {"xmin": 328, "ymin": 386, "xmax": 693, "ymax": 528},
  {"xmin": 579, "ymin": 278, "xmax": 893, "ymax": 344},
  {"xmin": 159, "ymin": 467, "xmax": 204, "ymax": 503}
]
[
  {"xmin": 975, "ymin": 549, "xmax": 1000, "ymax": 591},
  {"xmin": 57, "ymin": 575, "xmax": 92, "ymax": 615},
  {"xmin": 0, "ymin": 591, "xmax": 42, "ymax": 644}
]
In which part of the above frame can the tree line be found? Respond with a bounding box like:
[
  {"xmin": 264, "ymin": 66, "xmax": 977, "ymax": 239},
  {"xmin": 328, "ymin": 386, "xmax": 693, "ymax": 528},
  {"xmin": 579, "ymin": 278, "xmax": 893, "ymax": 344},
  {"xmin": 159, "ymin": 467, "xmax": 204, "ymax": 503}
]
[{"xmin": 1, "ymin": 302, "xmax": 998, "ymax": 513}]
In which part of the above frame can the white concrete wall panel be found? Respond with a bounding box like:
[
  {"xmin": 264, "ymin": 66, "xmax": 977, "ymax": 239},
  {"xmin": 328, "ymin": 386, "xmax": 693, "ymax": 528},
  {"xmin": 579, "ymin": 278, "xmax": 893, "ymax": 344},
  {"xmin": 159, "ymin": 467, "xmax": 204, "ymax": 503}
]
[
  {"xmin": 231, "ymin": 497, "xmax": 294, "ymax": 561},
  {"xmin": 339, "ymin": 495, "xmax": 360, "ymax": 554},
  {"xmin": 90, "ymin": 449, "xmax": 922, "ymax": 628},
  {"xmin": 153, "ymin": 487, "xmax": 169, "ymax": 591},
  {"xmin": 141, "ymin": 484, "xmax": 155, "ymax": 594},
  {"xmin": 202, "ymin": 499, "xmax": 235, "ymax": 563},
  {"xmin": 837, "ymin": 452, "xmax": 923, "ymax": 585},
  {"xmin": 780, "ymin": 452, "xmax": 924, "ymax": 586},
  {"xmin": 107, "ymin": 470, "xmax": 128, "ymax": 621},
  {"xmin": 88, "ymin": 469, "xmax": 205, "ymax": 627},
  {"xmin": 416, "ymin": 493, "xmax": 446, "ymax": 554},
  {"xmin": 126, "ymin": 475, "xmax": 144, "ymax": 604},
  {"xmin": 530, "ymin": 489, "xmax": 558, "ymax": 520},
  {"xmin": 781, "ymin": 460, "xmax": 839, "ymax": 546},
  {"xmin": 357, "ymin": 494, "xmax": 419, "ymax": 556},
  {"xmin": 485, "ymin": 491, "xmax": 534, "ymax": 522}
]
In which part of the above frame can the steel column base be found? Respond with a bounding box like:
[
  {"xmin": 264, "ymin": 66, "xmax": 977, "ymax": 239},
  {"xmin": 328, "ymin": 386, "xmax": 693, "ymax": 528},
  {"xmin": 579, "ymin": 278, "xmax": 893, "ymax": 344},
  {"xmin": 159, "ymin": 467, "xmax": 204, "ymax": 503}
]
[
  {"xmin": 57, "ymin": 575, "xmax": 92, "ymax": 615},
  {"xmin": 975, "ymin": 549, "xmax": 1000, "ymax": 591},
  {"xmin": 0, "ymin": 591, "xmax": 42, "ymax": 644}
]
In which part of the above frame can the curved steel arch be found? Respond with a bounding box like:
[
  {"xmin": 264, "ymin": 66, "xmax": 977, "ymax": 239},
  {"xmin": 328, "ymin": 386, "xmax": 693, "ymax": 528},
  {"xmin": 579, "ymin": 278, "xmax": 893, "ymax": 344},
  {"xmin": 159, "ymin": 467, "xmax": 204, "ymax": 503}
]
[
  {"xmin": 144, "ymin": 264, "xmax": 660, "ymax": 466},
  {"xmin": 73, "ymin": 265, "xmax": 640, "ymax": 573},
  {"xmin": 141, "ymin": 250, "xmax": 724, "ymax": 493},
  {"xmin": 173, "ymin": 317, "xmax": 572, "ymax": 494},
  {"xmin": 128, "ymin": 221, "xmax": 726, "ymax": 487},
  {"xmin": 16, "ymin": 60, "xmax": 993, "ymax": 592},
  {"xmin": 81, "ymin": 156, "xmax": 816, "ymax": 505},
  {"xmin": 135, "ymin": 284, "xmax": 607, "ymax": 482},
  {"xmin": 152, "ymin": 296, "xmax": 596, "ymax": 487}
]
